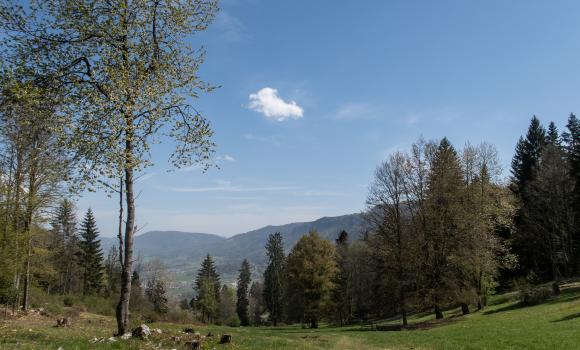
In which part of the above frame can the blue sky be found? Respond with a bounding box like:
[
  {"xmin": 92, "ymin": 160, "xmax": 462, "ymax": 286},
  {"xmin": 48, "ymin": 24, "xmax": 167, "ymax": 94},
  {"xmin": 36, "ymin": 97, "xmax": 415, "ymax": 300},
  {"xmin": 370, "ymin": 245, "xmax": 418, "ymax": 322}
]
[{"xmin": 80, "ymin": 0, "xmax": 580, "ymax": 237}]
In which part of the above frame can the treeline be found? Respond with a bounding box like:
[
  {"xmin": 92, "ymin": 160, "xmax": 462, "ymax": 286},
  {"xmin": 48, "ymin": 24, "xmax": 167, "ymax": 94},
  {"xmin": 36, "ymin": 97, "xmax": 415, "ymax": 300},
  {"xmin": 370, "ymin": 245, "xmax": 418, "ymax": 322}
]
[
  {"xmin": 240, "ymin": 137, "xmax": 516, "ymax": 328},
  {"xmin": 511, "ymin": 115, "xmax": 580, "ymax": 290},
  {"xmin": 199, "ymin": 117, "xmax": 580, "ymax": 329}
]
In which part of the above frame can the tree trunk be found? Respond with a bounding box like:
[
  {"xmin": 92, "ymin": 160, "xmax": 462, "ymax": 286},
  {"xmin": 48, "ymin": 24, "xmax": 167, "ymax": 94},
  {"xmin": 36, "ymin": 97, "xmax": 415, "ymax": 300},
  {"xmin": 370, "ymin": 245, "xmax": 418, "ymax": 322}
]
[
  {"xmin": 434, "ymin": 305, "xmax": 444, "ymax": 319},
  {"xmin": 310, "ymin": 318, "xmax": 318, "ymax": 329},
  {"xmin": 461, "ymin": 303, "xmax": 469, "ymax": 315},
  {"xmin": 22, "ymin": 162, "xmax": 36, "ymax": 312},
  {"xmin": 400, "ymin": 290, "xmax": 408, "ymax": 327},
  {"xmin": 21, "ymin": 242, "xmax": 31, "ymax": 311},
  {"xmin": 116, "ymin": 125, "xmax": 135, "ymax": 335}
]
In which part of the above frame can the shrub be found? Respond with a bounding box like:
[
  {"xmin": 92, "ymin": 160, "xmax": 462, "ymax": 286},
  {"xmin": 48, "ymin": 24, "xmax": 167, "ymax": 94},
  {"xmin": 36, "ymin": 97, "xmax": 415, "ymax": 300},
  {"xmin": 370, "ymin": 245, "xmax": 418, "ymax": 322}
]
[
  {"xmin": 63, "ymin": 296, "xmax": 74, "ymax": 307},
  {"xmin": 45, "ymin": 302, "xmax": 64, "ymax": 316},
  {"xmin": 514, "ymin": 278, "xmax": 552, "ymax": 306},
  {"xmin": 166, "ymin": 309, "xmax": 195, "ymax": 324},
  {"xmin": 81, "ymin": 295, "xmax": 117, "ymax": 316},
  {"xmin": 520, "ymin": 286, "xmax": 552, "ymax": 306},
  {"xmin": 140, "ymin": 310, "xmax": 161, "ymax": 324},
  {"xmin": 226, "ymin": 315, "xmax": 241, "ymax": 327}
]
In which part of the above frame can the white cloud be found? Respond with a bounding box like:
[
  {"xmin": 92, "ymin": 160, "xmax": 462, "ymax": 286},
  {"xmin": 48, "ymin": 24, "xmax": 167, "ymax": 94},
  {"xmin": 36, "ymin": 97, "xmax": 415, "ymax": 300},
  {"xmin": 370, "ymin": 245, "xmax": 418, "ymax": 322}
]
[{"xmin": 248, "ymin": 87, "xmax": 304, "ymax": 121}]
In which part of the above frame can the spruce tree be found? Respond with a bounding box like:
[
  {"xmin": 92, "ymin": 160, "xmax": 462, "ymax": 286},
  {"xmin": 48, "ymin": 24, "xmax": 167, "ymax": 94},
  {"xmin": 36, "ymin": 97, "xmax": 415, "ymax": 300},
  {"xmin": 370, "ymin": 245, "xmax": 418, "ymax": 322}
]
[
  {"xmin": 511, "ymin": 116, "xmax": 548, "ymax": 277},
  {"xmin": 563, "ymin": 113, "xmax": 580, "ymax": 273},
  {"xmin": 50, "ymin": 199, "xmax": 80, "ymax": 294},
  {"xmin": 79, "ymin": 209, "xmax": 104, "ymax": 295},
  {"xmin": 547, "ymin": 121, "xmax": 560, "ymax": 146},
  {"xmin": 194, "ymin": 254, "xmax": 221, "ymax": 322},
  {"xmin": 333, "ymin": 230, "xmax": 351, "ymax": 326},
  {"xmin": 511, "ymin": 116, "xmax": 546, "ymax": 195},
  {"xmin": 263, "ymin": 232, "xmax": 285, "ymax": 326},
  {"xmin": 236, "ymin": 259, "xmax": 251, "ymax": 326},
  {"xmin": 424, "ymin": 138, "xmax": 466, "ymax": 319}
]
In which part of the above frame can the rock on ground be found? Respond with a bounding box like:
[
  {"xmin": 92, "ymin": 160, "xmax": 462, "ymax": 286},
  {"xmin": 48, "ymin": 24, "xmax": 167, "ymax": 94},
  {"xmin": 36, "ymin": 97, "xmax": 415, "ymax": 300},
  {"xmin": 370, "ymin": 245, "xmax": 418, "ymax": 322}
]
[{"xmin": 132, "ymin": 324, "xmax": 152, "ymax": 340}]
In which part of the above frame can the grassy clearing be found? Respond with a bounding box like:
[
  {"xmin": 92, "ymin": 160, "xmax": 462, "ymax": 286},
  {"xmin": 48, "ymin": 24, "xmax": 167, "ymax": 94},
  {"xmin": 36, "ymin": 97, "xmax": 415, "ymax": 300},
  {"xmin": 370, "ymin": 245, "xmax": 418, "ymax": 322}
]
[{"xmin": 2, "ymin": 283, "xmax": 580, "ymax": 349}]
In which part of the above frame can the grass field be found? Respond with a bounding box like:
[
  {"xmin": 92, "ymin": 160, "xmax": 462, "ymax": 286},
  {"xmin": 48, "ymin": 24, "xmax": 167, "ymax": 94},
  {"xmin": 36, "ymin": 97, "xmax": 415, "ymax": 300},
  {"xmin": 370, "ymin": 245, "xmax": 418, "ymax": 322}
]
[{"xmin": 1, "ymin": 282, "xmax": 580, "ymax": 350}]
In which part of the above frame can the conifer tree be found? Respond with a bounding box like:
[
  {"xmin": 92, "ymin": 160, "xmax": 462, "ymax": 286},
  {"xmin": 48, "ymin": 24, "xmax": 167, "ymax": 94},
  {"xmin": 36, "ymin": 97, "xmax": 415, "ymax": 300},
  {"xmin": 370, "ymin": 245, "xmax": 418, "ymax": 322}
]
[
  {"xmin": 423, "ymin": 138, "xmax": 466, "ymax": 319},
  {"xmin": 50, "ymin": 199, "xmax": 80, "ymax": 294},
  {"xmin": 286, "ymin": 230, "xmax": 338, "ymax": 328},
  {"xmin": 79, "ymin": 209, "xmax": 104, "ymax": 295},
  {"xmin": 236, "ymin": 259, "xmax": 251, "ymax": 326},
  {"xmin": 563, "ymin": 113, "xmax": 580, "ymax": 273},
  {"xmin": 511, "ymin": 116, "xmax": 546, "ymax": 195},
  {"xmin": 525, "ymin": 144, "xmax": 574, "ymax": 290},
  {"xmin": 263, "ymin": 232, "xmax": 285, "ymax": 326},
  {"xmin": 547, "ymin": 121, "xmax": 560, "ymax": 146},
  {"xmin": 194, "ymin": 254, "xmax": 221, "ymax": 322},
  {"xmin": 332, "ymin": 230, "xmax": 351, "ymax": 326}
]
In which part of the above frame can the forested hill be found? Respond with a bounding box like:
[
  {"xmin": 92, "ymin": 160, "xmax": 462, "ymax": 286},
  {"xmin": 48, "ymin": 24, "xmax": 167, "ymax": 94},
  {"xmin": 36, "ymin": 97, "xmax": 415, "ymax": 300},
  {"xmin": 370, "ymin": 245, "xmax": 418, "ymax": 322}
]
[{"xmin": 100, "ymin": 213, "xmax": 365, "ymax": 280}]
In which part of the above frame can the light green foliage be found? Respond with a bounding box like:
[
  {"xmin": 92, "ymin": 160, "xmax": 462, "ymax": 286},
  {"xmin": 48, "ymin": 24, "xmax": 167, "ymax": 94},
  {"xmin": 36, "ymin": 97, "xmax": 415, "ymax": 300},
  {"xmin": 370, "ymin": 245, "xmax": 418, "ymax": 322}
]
[
  {"xmin": 286, "ymin": 230, "xmax": 338, "ymax": 328},
  {"xmin": 218, "ymin": 284, "xmax": 236, "ymax": 325}
]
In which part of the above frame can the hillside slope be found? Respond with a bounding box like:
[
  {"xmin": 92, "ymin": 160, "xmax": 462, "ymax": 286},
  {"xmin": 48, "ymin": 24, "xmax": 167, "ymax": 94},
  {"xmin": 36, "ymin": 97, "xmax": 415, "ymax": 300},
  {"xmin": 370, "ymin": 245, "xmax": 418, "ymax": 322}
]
[
  {"xmin": 100, "ymin": 213, "xmax": 365, "ymax": 291},
  {"xmin": 3, "ymin": 281, "xmax": 580, "ymax": 349}
]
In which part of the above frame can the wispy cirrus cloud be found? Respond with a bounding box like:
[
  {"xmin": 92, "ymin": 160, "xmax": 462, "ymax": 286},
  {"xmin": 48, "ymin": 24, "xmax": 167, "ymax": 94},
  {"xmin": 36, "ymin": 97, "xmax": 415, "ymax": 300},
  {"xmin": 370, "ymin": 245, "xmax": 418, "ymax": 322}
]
[
  {"xmin": 217, "ymin": 154, "xmax": 236, "ymax": 162},
  {"xmin": 213, "ymin": 11, "xmax": 251, "ymax": 41},
  {"xmin": 248, "ymin": 87, "xmax": 304, "ymax": 121},
  {"xmin": 243, "ymin": 133, "xmax": 282, "ymax": 147},
  {"xmin": 333, "ymin": 102, "xmax": 382, "ymax": 120},
  {"xmin": 161, "ymin": 185, "xmax": 297, "ymax": 193}
]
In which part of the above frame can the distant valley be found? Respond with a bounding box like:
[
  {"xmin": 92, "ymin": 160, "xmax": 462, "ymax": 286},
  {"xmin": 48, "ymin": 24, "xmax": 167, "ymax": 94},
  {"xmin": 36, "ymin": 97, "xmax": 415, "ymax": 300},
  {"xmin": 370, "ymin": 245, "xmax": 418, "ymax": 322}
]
[{"xmin": 100, "ymin": 213, "xmax": 365, "ymax": 297}]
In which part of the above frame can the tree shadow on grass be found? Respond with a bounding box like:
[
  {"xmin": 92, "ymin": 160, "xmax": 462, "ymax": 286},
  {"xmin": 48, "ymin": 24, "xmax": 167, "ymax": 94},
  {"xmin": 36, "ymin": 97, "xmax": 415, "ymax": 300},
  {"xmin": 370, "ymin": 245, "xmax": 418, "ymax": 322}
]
[
  {"xmin": 551, "ymin": 313, "xmax": 580, "ymax": 323},
  {"xmin": 340, "ymin": 318, "xmax": 461, "ymax": 332},
  {"xmin": 482, "ymin": 302, "xmax": 524, "ymax": 316}
]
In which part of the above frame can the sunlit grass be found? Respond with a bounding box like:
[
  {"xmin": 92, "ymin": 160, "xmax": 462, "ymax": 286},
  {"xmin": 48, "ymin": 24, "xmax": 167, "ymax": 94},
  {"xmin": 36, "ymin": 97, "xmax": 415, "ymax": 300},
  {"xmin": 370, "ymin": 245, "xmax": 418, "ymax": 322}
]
[{"xmin": 1, "ymin": 283, "xmax": 580, "ymax": 349}]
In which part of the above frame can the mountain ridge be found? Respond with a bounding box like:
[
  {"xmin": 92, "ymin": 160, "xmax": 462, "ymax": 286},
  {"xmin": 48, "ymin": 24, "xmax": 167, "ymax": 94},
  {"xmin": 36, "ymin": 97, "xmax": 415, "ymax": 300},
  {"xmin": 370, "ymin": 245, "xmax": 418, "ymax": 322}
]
[{"xmin": 99, "ymin": 213, "xmax": 366, "ymax": 296}]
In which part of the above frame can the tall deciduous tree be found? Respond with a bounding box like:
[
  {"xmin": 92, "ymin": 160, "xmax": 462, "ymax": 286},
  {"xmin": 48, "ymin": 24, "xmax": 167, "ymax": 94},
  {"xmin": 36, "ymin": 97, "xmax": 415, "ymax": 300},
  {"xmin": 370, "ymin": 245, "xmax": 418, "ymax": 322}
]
[
  {"xmin": 249, "ymin": 281, "xmax": 265, "ymax": 325},
  {"xmin": 236, "ymin": 259, "xmax": 251, "ymax": 326},
  {"xmin": 0, "ymin": 0, "xmax": 218, "ymax": 334},
  {"xmin": 263, "ymin": 232, "xmax": 285, "ymax": 326},
  {"xmin": 145, "ymin": 277, "xmax": 168, "ymax": 315},
  {"xmin": 366, "ymin": 152, "xmax": 419, "ymax": 326}
]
